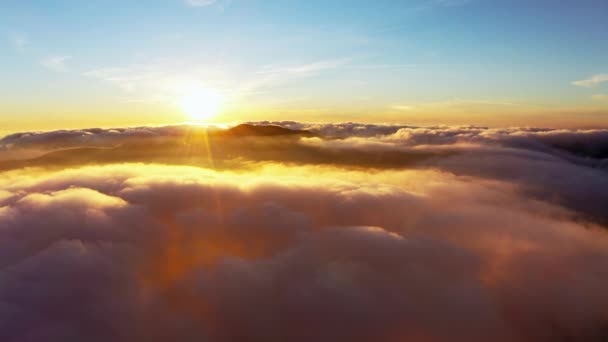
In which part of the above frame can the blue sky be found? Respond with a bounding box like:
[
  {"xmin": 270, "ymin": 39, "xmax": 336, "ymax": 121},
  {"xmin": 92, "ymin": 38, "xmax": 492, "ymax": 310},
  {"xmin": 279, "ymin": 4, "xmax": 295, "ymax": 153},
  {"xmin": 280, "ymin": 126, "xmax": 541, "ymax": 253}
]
[{"xmin": 1, "ymin": 0, "xmax": 608, "ymax": 131}]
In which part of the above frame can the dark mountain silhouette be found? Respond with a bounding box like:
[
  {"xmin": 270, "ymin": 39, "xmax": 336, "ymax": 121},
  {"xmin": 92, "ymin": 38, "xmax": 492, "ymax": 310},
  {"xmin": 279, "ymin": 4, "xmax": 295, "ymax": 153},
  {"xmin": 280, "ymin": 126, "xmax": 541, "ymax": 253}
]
[{"xmin": 222, "ymin": 124, "xmax": 313, "ymax": 137}]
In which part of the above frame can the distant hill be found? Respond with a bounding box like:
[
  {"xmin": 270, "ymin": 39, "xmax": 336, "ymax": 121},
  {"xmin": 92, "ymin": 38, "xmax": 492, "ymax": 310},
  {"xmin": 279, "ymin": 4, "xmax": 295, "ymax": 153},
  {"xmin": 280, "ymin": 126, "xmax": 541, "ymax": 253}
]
[{"xmin": 223, "ymin": 124, "xmax": 312, "ymax": 137}]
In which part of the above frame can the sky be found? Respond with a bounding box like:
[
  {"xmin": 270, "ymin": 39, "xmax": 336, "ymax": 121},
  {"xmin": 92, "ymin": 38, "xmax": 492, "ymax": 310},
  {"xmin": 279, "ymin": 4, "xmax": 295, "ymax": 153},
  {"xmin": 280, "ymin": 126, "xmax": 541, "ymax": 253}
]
[{"xmin": 1, "ymin": 0, "xmax": 608, "ymax": 134}]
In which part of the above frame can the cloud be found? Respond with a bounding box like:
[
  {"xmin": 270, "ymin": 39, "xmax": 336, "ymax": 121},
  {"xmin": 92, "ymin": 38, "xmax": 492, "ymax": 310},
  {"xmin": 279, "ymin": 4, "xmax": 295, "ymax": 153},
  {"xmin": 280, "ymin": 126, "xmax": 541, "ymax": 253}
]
[
  {"xmin": 41, "ymin": 55, "xmax": 72, "ymax": 72},
  {"xmin": 391, "ymin": 105, "xmax": 414, "ymax": 111},
  {"xmin": 185, "ymin": 0, "xmax": 217, "ymax": 7},
  {"xmin": 2, "ymin": 122, "xmax": 608, "ymax": 341},
  {"xmin": 573, "ymin": 73, "xmax": 608, "ymax": 88},
  {"xmin": 428, "ymin": 0, "xmax": 473, "ymax": 7},
  {"xmin": 82, "ymin": 59, "xmax": 350, "ymax": 102},
  {"xmin": 256, "ymin": 59, "xmax": 351, "ymax": 76},
  {"xmin": 5, "ymin": 31, "xmax": 28, "ymax": 50},
  {"xmin": 409, "ymin": 0, "xmax": 472, "ymax": 12},
  {"xmin": 1, "ymin": 162, "xmax": 608, "ymax": 341},
  {"xmin": 81, "ymin": 63, "xmax": 227, "ymax": 100},
  {"xmin": 592, "ymin": 94, "xmax": 608, "ymax": 101}
]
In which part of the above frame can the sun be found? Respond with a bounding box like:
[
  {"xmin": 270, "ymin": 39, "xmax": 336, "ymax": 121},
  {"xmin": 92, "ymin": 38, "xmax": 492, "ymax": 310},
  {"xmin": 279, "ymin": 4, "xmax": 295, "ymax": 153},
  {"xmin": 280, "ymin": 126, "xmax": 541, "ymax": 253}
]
[{"xmin": 178, "ymin": 87, "xmax": 223, "ymax": 121}]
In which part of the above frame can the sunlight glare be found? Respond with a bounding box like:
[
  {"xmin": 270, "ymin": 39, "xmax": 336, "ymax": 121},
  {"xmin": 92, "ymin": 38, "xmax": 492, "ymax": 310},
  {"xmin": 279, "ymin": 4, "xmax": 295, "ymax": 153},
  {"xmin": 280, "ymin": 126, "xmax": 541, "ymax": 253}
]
[{"xmin": 178, "ymin": 87, "xmax": 223, "ymax": 121}]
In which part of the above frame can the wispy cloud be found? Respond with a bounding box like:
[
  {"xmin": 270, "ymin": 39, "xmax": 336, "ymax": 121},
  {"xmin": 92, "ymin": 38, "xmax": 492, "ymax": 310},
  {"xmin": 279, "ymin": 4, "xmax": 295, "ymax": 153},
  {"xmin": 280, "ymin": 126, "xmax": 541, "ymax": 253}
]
[
  {"xmin": 41, "ymin": 55, "xmax": 72, "ymax": 72},
  {"xmin": 235, "ymin": 58, "xmax": 351, "ymax": 96},
  {"xmin": 255, "ymin": 58, "xmax": 350, "ymax": 76},
  {"xmin": 592, "ymin": 94, "xmax": 608, "ymax": 101},
  {"xmin": 391, "ymin": 99, "xmax": 529, "ymax": 112},
  {"xmin": 572, "ymin": 74, "xmax": 608, "ymax": 88},
  {"xmin": 411, "ymin": 0, "xmax": 472, "ymax": 12},
  {"xmin": 5, "ymin": 31, "xmax": 29, "ymax": 50},
  {"xmin": 392, "ymin": 105, "xmax": 414, "ymax": 111},
  {"xmin": 83, "ymin": 58, "xmax": 350, "ymax": 101},
  {"xmin": 185, "ymin": 0, "xmax": 217, "ymax": 7},
  {"xmin": 428, "ymin": 0, "xmax": 473, "ymax": 7},
  {"xmin": 82, "ymin": 62, "xmax": 229, "ymax": 96}
]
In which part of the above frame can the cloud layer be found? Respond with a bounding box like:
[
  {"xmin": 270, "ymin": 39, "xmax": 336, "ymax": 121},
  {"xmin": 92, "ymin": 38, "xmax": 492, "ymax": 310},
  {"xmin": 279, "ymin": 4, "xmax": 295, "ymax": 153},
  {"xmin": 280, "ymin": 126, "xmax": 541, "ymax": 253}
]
[
  {"xmin": 573, "ymin": 73, "xmax": 608, "ymax": 87},
  {"xmin": 1, "ymin": 123, "xmax": 608, "ymax": 341}
]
